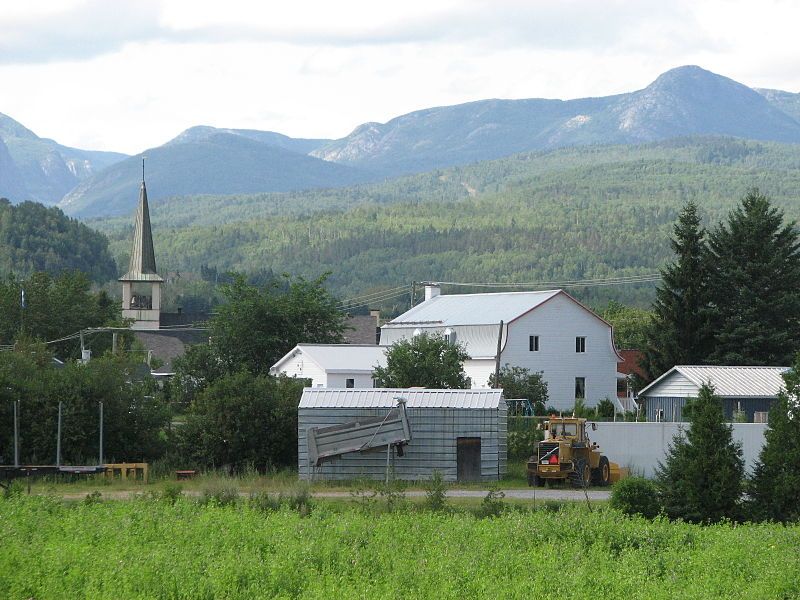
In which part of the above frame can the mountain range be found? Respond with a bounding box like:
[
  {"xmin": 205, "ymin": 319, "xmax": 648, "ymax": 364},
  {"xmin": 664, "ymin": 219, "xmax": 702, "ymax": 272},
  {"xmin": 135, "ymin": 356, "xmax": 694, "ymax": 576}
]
[{"xmin": 1, "ymin": 65, "xmax": 799, "ymax": 218}]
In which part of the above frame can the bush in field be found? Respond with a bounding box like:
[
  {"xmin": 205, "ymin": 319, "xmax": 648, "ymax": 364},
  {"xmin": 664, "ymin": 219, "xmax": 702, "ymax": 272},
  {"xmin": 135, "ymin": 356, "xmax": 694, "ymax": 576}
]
[
  {"xmin": 748, "ymin": 357, "xmax": 800, "ymax": 522},
  {"xmin": 478, "ymin": 487, "xmax": 506, "ymax": 518},
  {"xmin": 656, "ymin": 383, "xmax": 744, "ymax": 523},
  {"xmin": 423, "ymin": 471, "xmax": 448, "ymax": 512},
  {"xmin": 610, "ymin": 477, "xmax": 661, "ymax": 519},
  {"xmin": 181, "ymin": 372, "xmax": 305, "ymax": 471},
  {"xmin": 200, "ymin": 484, "xmax": 239, "ymax": 507}
]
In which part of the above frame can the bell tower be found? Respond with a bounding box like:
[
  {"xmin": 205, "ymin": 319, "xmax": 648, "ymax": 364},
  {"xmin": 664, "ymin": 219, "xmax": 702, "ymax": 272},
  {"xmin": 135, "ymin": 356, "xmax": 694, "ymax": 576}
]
[{"xmin": 119, "ymin": 159, "xmax": 163, "ymax": 329}]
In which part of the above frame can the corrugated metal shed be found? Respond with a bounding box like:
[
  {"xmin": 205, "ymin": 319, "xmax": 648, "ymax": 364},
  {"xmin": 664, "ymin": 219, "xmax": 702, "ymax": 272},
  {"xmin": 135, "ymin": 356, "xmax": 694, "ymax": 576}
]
[
  {"xmin": 298, "ymin": 388, "xmax": 507, "ymax": 481},
  {"xmin": 299, "ymin": 388, "xmax": 503, "ymax": 409},
  {"xmin": 640, "ymin": 365, "xmax": 789, "ymax": 398},
  {"xmin": 383, "ymin": 290, "xmax": 561, "ymax": 327}
]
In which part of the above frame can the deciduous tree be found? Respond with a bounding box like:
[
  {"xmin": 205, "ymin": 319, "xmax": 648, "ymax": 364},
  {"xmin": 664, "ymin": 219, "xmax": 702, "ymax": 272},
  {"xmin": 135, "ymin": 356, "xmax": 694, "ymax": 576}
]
[{"xmin": 373, "ymin": 333, "xmax": 469, "ymax": 389}]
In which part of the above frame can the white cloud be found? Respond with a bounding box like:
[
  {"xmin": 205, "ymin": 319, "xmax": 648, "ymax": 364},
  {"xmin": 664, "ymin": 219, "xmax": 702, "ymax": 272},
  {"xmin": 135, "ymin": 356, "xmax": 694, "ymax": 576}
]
[{"xmin": 0, "ymin": 0, "xmax": 798, "ymax": 154}]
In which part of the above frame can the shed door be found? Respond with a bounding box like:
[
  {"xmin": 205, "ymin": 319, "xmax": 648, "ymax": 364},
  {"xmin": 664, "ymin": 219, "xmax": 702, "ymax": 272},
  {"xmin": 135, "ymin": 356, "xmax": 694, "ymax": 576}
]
[{"xmin": 457, "ymin": 437, "xmax": 481, "ymax": 482}]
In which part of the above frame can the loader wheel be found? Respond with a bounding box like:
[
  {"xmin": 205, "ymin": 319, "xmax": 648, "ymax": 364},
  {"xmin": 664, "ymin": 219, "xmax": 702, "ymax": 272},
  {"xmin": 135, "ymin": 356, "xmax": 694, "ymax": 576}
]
[
  {"xmin": 592, "ymin": 456, "xmax": 611, "ymax": 486},
  {"xmin": 570, "ymin": 458, "xmax": 591, "ymax": 488}
]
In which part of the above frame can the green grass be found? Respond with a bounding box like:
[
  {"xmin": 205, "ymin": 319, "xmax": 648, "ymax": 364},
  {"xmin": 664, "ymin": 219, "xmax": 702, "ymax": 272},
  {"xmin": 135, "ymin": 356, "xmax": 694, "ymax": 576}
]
[{"xmin": 1, "ymin": 495, "xmax": 797, "ymax": 599}]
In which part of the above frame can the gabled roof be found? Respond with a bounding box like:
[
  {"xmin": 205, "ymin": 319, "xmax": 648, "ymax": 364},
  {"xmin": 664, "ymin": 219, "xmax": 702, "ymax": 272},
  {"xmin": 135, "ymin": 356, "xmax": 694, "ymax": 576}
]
[
  {"xmin": 384, "ymin": 289, "xmax": 562, "ymax": 327},
  {"xmin": 299, "ymin": 388, "xmax": 504, "ymax": 409},
  {"xmin": 271, "ymin": 344, "xmax": 387, "ymax": 374},
  {"xmin": 639, "ymin": 365, "xmax": 790, "ymax": 398},
  {"xmin": 120, "ymin": 181, "xmax": 163, "ymax": 282}
]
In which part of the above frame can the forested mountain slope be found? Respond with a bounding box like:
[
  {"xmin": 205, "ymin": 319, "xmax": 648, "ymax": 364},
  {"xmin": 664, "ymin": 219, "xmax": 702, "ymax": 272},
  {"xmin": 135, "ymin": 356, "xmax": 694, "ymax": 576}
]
[
  {"xmin": 91, "ymin": 137, "xmax": 800, "ymax": 308},
  {"xmin": 60, "ymin": 130, "xmax": 370, "ymax": 218},
  {"xmin": 0, "ymin": 199, "xmax": 117, "ymax": 282}
]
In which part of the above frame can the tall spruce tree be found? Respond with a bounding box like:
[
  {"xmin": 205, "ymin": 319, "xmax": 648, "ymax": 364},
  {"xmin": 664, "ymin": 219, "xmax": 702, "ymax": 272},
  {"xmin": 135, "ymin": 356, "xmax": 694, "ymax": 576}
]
[
  {"xmin": 747, "ymin": 356, "xmax": 800, "ymax": 522},
  {"xmin": 706, "ymin": 189, "xmax": 800, "ymax": 365},
  {"xmin": 641, "ymin": 201, "xmax": 711, "ymax": 380},
  {"xmin": 656, "ymin": 383, "xmax": 744, "ymax": 523}
]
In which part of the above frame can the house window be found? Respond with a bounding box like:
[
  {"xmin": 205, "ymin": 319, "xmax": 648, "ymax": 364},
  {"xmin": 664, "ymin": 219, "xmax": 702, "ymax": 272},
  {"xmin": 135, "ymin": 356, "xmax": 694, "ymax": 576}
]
[
  {"xmin": 529, "ymin": 335, "xmax": 539, "ymax": 352},
  {"xmin": 575, "ymin": 336, "xmax": 586, "ymax": 353},
  {"xmin": 575, "ymin": 377, "xmax": 585, "ymax": 400},
  {"xmin": 345, "ymin": 378, "xmax": 355, "ymax": 388}
]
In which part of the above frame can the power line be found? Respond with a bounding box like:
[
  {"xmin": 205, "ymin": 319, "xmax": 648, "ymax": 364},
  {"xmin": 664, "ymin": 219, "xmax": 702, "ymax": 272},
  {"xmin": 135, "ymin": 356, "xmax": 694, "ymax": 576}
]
[
  {"xmin": 336, "ymin": 285, "xmax": 408, "ymax": 307},
  {"xmin": 434, "ymin": 274, "xmax": 661, "ymax": 289}
]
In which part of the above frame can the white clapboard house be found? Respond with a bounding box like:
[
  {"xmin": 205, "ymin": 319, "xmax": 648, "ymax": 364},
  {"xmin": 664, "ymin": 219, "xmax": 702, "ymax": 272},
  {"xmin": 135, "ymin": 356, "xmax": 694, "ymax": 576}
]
[
  {"xmin": 270, "ymin": 344, "xmax": 387, "ymax": 388},
  {"xmin": 380, "ymin": 285, "xmax": 621, "ymax": 410}
]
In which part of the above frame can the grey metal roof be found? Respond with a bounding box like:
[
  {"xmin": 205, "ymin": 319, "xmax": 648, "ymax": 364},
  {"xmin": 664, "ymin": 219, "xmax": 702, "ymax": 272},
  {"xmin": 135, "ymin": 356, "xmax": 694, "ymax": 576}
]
[
  {"xmin": 272, "ymin": 344, "xmax": 386, "ymax": 374},
  {"xmin": 640, "ymin": 365, "xmax": 790, "ymax": 398},
  {"xmin": 384, "ymin": 290, "xmax": 561, "ymax": 327},
  {"xmin": 299, "ymin": 388, "xmax": 504, "ymax": 409},
  {"xmin": 120, "ymin": 181, "xmax": 163, "ymax": 282}
]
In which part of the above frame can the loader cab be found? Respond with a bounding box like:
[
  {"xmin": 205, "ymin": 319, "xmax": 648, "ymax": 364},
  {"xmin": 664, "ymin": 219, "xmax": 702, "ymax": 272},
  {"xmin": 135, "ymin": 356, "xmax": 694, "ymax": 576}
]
[{"xmin": 544, "ymin": 418, "xmax": 591, "ymax": 442}]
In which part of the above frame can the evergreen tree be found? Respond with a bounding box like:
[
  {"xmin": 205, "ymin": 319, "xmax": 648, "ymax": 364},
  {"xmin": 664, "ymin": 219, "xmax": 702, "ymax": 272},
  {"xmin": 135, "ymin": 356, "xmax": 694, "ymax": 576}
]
[
  {"xmin": 642, "ymin": 201, "xmax": 711, "ymax": 380},
  {"xmin": 373, "ymin": 333, "xmax": 470, "ymax": 389},
  {"xmin": 706, "ymin": 189, "xmax": 800, "ymax": 365},
  {"xmin": 748, "ymin": 356, "xmax": 800, "ymax": 522},
  {"xmin": 656, "ymin": 383, "xmax": 744, "ymax": 523}
]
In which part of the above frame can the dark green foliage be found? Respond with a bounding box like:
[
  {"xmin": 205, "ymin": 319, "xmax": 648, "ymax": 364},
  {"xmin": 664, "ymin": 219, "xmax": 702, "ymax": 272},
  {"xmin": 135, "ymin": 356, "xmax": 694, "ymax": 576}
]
[
  {"xmin": 200, "ymin": 484, "xmax": 240, "ymax": 507},
  {"xmin": 610, "ymin": 477, "xmax": 661, "ymax": 519},
  {"xmin": 488, "ymin": 365, "xmax": 549, "ymax": 411},
  {"xmin": 0, "ymin": 200, "xmax": 117, "ymax": 281},
  {"xmin": 373, "ymin": 333, "xmax": 470, "ymax": 388},
  {"xmin": 600, "ymin": 301, "xmax": 652, "ymax": 350},
  {"xmin": 656, "ymin": 383, "xmax": 744, "ymax": 523},
  {"xmin": 478, "ymin": 487, "xmax": 506, "ymax": 518},
  {"xmin": 595, "ymin": 398, "xmax": 616, "ymax": 420},
  {"xmin": 747, "ymin": 356, "xmax": 800, "ymax": 522},
  {"xmin": 210, "ymin": 274, "xmax": 345, "ymax": 375},
  {"xmin": 0, "ymin": 271, "xmax": 121, "ymax": 357},
  {"xmin": 180, "ymin": 373, "xmax": 305, "ymax": 471},
  {"xmin": 423, "ymin": 471, "xmax": 448, "ymax": 512},
  {"xmin": 0, "ymin": 349, "xmax": 169, "ymax": 464},
  {"xmin": 642, "ymin": 201, "xmax": 712, "ymax": 380},
  {"xmin": 706, "ymin": 189, "xmax": 800, "ymax": 365}
]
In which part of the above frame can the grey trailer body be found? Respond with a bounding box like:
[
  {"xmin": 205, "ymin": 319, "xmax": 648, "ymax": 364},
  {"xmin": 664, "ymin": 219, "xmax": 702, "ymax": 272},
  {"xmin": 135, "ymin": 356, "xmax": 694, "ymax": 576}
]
[{"xmin": 298, "ymin": 388, "xmax": 506, "ymax": 482}]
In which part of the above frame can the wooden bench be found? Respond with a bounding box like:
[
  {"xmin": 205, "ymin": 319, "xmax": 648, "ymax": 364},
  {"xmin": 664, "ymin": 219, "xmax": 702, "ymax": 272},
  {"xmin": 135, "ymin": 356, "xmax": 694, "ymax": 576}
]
[{"xmin": 175, "ymin": 470, "xmax": 197, "ymax": 480}]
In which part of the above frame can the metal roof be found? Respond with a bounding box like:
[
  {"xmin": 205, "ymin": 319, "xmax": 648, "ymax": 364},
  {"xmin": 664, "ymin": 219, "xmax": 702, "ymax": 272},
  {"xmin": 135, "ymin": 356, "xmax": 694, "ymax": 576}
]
[
  {"xmin": 384, "ymin": 289, "xmax": 562, "ymax": 327},
  {"xmin": 120, "ymin": 181, "xmax": 163, "ymax": 282},
  {"xmin": 640, "ymin": 365, "xmax": 790, "ymax": 398},
  {"xmin": 272, "ymin": 344, "xmax": 387, "ymax": 374},
  {"xmin": 299, "ymin": 388, "xmax": 504, "ymax": 409}
]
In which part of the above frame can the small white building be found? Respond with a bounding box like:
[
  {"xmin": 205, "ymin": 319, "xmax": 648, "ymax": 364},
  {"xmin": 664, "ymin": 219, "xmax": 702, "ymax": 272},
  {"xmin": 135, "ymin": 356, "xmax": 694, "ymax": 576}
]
[
  {"xmin": 380, "ymin": 285, "xmax": 621, "ymax": 410},
  {"xmin": 270, "ymin": 344, "xmax": 387, "ymax": 388},
  {"xmin": 639, "ymin": 365, "xmax": 789, "ymax": 422}
]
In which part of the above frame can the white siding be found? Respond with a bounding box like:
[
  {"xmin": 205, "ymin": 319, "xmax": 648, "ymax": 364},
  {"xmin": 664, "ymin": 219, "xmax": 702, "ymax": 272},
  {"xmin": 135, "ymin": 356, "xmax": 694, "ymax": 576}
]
[
  {"xmin": 642, "ymin": 371, "xmax": 700, "ymax": 398},
  {"xmin": 326, "ymin": 372, "xmax": 375, "ymax": 388},
  {"xmin": 276, "ymin": 353, "xmax": 327, "ymax": 387},
  {"xmin": 464, "ymin": 359, "xmax": 497, "ymax": 388},
  {"xmin": 499, "ymin": 293, "xmax": 618, "ymax": 410}
]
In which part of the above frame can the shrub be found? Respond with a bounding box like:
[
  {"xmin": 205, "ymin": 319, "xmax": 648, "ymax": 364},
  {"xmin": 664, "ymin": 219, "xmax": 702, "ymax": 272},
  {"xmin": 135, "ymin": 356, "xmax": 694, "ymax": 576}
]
[
  {"xmin": 378, "ymin": 479, "xmax": 408, "ymax": 513},
  {"xmin": 477, "ymin": 487, "xmax": 506, "ymax": 518},
  {"xmin": 423, "ymin": 471, "xmax": 448, "ymax": 512},
  {"xmin": 200, "ymin": 484, "xmax": 239, "ymax": 507},
  {"xmin": 159, "ymin": 483, "xmax": 184, "ymax": 505},
  {"xmin": 1, "ymin": 480, "xmax": 24, "ymax": 499},
  {"xmin": 83, "ymin": 490, "xmax": 102, "ymax": 506},
  {"xmin": 610, "ymin": 477, "xmax": 661, "ymax": 519},
  {"xmin": 595, "ymin": 398, "xmax": 616, "ymax": 420}
]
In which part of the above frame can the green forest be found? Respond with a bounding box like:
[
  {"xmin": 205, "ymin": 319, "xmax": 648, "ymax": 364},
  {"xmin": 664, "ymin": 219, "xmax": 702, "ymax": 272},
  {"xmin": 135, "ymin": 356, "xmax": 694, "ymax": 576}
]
[
  {"xmin": 0, "ymin": 199, "xmax": 117, "ymax": 282},
  {"xmin": 88, "ymin": 136, "xmax": 800, "ymax": 310}
]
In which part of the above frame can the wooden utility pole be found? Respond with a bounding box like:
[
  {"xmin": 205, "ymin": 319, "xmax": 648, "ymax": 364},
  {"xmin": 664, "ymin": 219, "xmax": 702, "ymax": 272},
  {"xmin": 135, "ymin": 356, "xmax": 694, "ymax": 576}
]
[{"xmin": 493, "ymin": 320, "xmax": 504, "ymax": 387}]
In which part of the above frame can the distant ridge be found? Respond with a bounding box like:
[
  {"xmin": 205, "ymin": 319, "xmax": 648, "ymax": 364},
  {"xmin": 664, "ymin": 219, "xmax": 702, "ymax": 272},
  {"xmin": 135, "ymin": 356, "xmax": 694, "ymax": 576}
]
[
  {"xmin": 312, "ymin": 66, "xmax": 800, "ymax": 175},
  {"xmin": 0, "ymin": 112, "xmax": 127, "ymax": 205},
  {"xmin": 59, "ymin": 128, "xmax": 370, "ymax": 218}
]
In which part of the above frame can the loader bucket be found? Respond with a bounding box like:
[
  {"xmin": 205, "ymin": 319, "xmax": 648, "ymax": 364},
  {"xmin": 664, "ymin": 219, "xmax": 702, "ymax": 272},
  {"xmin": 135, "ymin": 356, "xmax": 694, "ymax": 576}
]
[{"xmin": 609, "ymin": 462, "xmax": 629, "ymax": 483}]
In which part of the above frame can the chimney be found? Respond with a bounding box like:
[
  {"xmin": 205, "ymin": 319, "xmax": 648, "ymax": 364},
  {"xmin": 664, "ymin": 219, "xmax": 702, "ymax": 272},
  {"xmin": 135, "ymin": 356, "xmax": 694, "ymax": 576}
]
[{"xmin": 424, "ymin": 283, "xmax": 441, "ymax": 301}]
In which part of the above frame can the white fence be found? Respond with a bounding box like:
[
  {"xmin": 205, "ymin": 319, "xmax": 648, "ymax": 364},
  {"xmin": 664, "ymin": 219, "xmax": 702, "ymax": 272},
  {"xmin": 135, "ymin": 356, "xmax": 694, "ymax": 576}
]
[{"xmin": 590, "ymin": 422, "xmax": 767, "ymax": 478}]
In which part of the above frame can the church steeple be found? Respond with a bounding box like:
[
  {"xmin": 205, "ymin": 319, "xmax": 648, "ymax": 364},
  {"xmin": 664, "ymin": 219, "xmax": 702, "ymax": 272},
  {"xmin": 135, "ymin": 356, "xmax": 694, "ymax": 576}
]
[
  {"xmin": 120, "ymin": 159, "xmax": 161, "ymax": 281},
  {"xmin": 120, "ymin": 158, "xmax": 162, "ymax": 330}
]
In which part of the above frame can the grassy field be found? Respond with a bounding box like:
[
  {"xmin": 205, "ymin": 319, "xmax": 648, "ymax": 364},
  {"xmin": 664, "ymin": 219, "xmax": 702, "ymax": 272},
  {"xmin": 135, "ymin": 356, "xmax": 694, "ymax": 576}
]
[{"xmin": 1, "ymin": 494, "xmax": 798, "ymax": 599}]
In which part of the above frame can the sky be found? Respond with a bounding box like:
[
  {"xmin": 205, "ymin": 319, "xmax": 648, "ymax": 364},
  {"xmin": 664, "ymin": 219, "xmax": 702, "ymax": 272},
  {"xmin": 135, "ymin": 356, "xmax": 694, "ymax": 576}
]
[{"xmin": 1, "ymin": 0, "xmax": 799, "ymax": 154}]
